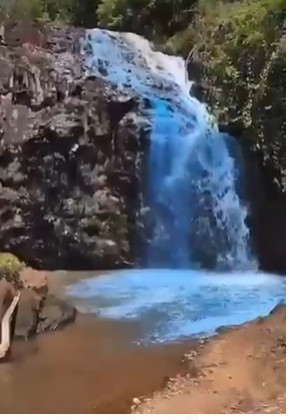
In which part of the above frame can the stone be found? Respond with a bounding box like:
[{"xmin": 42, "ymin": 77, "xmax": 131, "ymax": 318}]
[
  {"xmin": 19, "ymin": 267, "xmax": 48, "ymax": 298},
  {"xmin": 132, "ymin": 398, "xmax": 141, "ymax": 405},
  {"xmin": 0, "ymin": 279, "xmax": 16, "ymax": 319},
  {"xmin": 14, "ymin": 289, "xmax": 40, "ymax": 340},
  {"xmin": 37, "ymin": 295, "xmax": 76, "ymax": 333}
]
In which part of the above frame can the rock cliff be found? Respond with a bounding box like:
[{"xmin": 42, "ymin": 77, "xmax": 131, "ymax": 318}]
[{"xmin": 0, "ymin": 22, "xmax": 149, "ymax": 269}]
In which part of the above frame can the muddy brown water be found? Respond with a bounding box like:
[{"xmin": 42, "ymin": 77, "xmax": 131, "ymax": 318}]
[{"xmin": 0, "ymin": 271, "xmax": 196, "ymax": 414}]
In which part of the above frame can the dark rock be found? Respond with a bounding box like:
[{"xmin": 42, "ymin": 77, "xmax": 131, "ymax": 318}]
[
  {"xmin": 0, "ymin": 25, "xmax": 150, "ymax": 270},
  {"xmin": 37, "ymin": 295, "xmax": 76, "ymax": 333},
  {"xmin": 239, "ymin": 142, "xmax": 286, "ymax": 273}
]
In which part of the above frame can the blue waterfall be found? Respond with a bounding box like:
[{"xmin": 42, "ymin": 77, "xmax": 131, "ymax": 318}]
[
  {"xmin": 83, "ymin": 29, "xmax": 255, "ymax": 270},
  {"xmin": 66, "ymin": 29, "xmax": 285, "ymax": 344}
]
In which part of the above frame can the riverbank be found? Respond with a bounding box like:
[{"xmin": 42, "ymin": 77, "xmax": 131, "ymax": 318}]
[
  {"xmin": 133, "ymin": 304, "xmax": 286, "ymax": 414},
  {"xmin": 0, "ymin": 273, "xmax": 285, "ymax": 414}
]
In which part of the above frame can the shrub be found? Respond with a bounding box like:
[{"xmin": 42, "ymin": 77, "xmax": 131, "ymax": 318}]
[
  {"xmin": 167, "ymin": 0, "xmax": 285, "ymax": 191},
  {"xmin": 9, "ymin": 0, "xmax": 44, "ymax": 20},
  {"xmin": 0, "ymin": 252, "xmax": 25, "ymax": 287},
  {"xmin": 97, "ymin": 0, "xmax": 197, "ymax": 39}
]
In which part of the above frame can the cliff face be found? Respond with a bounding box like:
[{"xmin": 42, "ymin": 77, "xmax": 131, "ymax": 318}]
[{"xmin": 0, "ymin": 22, "xmax": 149, "ymax": 269}]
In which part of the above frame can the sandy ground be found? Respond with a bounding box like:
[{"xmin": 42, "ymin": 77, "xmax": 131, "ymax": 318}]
[{"xmin": 133, "ymin": 305, "xmax": 286, "ymax": 414}]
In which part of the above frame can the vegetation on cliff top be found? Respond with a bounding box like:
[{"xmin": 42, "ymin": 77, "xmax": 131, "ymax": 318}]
[
  {"xmin": 97, "ymin": 0, "xmax": 196, "ymax": 39},
  {"xmin": 170, "ymin": 0, "xmax": 285, "ymax": 192},
  {"xmin": 0, "ymin": 0, "xmax": 100, "ymax": 26}
]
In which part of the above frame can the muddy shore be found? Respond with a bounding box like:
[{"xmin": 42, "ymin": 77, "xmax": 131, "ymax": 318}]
[
  {"xmin": 0, "ymin": 312, "xmax": 197, "ymax": 414},
  {"xmin": 0, "ymin": 270, "xmax": 195, "ymax": 413}
]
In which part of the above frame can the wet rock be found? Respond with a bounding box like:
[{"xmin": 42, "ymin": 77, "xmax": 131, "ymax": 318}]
[
  {"xmin": 0, "ymin": 279, "xmax": 16, "ymax": 318},
  {"xmin": 14, "ymin": 289, "xmax": 40, "ymax": 340},
  {"xmin": 37, "ymin": 295, "xmax": 76, "ymax": 333}
]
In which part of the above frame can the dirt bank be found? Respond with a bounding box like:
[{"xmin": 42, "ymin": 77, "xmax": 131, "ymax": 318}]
[{"xmin": 133, "ymin": 305, "xmax": 286, "ymax": 414}]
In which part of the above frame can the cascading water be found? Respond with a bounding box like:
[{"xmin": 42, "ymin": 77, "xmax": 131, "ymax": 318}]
[
  {"xmin": 83, "ymin": 29, "xmax": 255, "ymax": 270},
  {"xmin": 67, "ymin": 29, "xmax": 285, "ymax": 344}
]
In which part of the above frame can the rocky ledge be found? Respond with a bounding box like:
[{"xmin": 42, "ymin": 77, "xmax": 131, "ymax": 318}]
[{"xmin": 0, "ymin": 253, "xmax": 76, "ymax": 341}]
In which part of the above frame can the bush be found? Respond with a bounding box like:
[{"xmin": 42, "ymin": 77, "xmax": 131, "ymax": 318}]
[
  {"xmin": 97, "ymin": 0, "xmax": 197, "ymax": 39},
  {"xmin": 0, "ymin": 252, "xmax": 24, "ymax": 286},
  {"xmin": 42, "ymin": 0, "xmax": 101, "ymax": 27},
  {"xmin": 0, "ymin": 0, "xmax": 100, "ymax": 26},
  {"xmin": 165, "ymin": 0, "xmax": 285, "ymax": 191},
  {"xmin": 10, "ymin": 0, "xmax": 44, "ymax": 20}
]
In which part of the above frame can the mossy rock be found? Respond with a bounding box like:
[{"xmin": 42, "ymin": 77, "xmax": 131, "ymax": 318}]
[{"xmin": 0, "ymin": 252, "xmax": 25, "ymax": 287}]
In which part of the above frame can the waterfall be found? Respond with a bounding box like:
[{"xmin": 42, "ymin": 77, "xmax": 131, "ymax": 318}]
[{"xmin": 83, "ymin": 29, "xmax": 256, "ymax": 271}]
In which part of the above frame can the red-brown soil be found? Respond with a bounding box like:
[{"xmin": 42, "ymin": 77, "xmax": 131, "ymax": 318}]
[{"xmin": 133, "ymin": 305, "xmax": 286, "ymax": 414}]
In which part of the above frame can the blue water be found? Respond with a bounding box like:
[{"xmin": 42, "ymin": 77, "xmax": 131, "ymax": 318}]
[
  {"xmin": 71, "ymin": 29, "xmax": 286, "ymax": 344},
  {"xmin": 67, "ymin": 269, "xmax": 285, "ymax": 343}
]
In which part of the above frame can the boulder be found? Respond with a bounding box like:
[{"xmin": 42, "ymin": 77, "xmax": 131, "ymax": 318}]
[
  {"xmin": 19, "ymin": 267, "xmax": 48, "ymax": 298},
  {"xmin": 0, "ymin": 279, "xmax": 16, "ymax": 319},
  {"xmin": 14, "ymin": 289, "xmax": 40, "ymax": 340},
  {"xmin": 37, "ymin": 295, "xmax": 76, "ymax": 333}
]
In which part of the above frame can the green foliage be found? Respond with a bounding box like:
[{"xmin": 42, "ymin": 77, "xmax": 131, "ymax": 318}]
[
  {"xmin": 98, "ymin": 0, "xmax": 197, "ymax": 39},
  {"xmin": 167, "ymin": 0, "xmax": 285, "ymax": 191},
  {"xmin": 1, "ymin": 0, "xmax": 100, "ymax": 26},
  {"xmin": 0, "ymin": 252, "xmax": 24, "ymax": 285},
  {"xmin": 62, "ymin": 0, "xmax": 100, "ymax": 27},
  {"xmin": 41, "ymin": 0, "xmax": 72, "ymax": 22},
  {"xmin": 167, "ymin": 0, "xmax": 285, "ymax": 70},
  {"xmin": 8, "ymin": 0, "xmax": 43, "ymax": 20}
]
